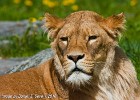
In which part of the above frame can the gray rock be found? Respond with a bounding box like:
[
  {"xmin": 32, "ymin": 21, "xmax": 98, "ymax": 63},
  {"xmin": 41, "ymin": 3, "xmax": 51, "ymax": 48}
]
[
  {"xmin": 0, "ymin": 20, "xmax": 43, "ymax": 37},
  {"xmin": 0, "ymin": 58, "xmax": 27, "ymax": 75},
  {"xmin": 6, "ymin": 48, "xmax": 54, "ymax": 74}
]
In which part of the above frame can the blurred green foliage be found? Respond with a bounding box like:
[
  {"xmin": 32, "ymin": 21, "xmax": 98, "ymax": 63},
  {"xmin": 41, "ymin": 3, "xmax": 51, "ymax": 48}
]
[{"xmin": 0, "ymin": 0, "xmax": 140, "ymax": 80}]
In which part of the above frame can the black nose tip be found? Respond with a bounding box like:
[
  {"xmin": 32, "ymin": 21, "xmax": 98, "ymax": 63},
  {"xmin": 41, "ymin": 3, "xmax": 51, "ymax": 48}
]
[{"xmin": 67, "ymin": 54, "xmax": 85, "ymax": 63}]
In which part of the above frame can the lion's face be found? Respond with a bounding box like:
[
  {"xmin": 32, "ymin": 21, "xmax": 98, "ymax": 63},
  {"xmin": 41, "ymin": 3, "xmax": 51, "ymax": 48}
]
[
  {"xmin": 43, "ymin": 11, "xmax": 125, "ymax": 86},
  {"xmin": 54, "ymin": 17, "xmax": 107, "ymax": 86}
]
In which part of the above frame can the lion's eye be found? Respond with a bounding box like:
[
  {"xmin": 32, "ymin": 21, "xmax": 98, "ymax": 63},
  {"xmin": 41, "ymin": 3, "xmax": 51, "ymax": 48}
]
[
  {"xmin": 60, "ymin": 37, "xmax": 68, "ymax": 41},
  {"xmin": 88, "ymin": 36, "xmax": 97, "ymax": 41}
]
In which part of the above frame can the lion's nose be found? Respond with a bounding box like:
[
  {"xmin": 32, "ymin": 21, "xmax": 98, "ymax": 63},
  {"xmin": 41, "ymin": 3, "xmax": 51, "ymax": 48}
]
[{"xmin": 67, "ymin": 54, "xmax": 85, "ymax": 63}]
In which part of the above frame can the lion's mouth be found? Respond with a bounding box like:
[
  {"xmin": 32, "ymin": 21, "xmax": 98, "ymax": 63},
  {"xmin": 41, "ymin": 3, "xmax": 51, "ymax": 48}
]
[
  {"xmin": 72, "ymin": 67, "xmax": 82, "ymax": 72},
  {"xmin": 68, "ymin": 66, "xmax": 92, "ymax": 77}
]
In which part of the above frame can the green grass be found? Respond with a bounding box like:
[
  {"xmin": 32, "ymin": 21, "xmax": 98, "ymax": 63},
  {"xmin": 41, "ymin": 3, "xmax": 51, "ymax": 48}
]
[
  {"xmin": 0, "ymin": 0, "xmax": 140, "ymax": 80},
  {"xmin": 0, "ymin": 30, "xmax": 50, "ymax": 57}
]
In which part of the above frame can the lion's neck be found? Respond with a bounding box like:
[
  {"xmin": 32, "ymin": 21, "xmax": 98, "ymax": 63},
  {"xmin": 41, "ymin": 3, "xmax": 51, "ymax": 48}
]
[
  {"xmin": 93, "ymin": 46, "xmax": 139, "ymax": 100},
  {"xmin": 94, "ymin": 63, "xmax": 138, "ymax": 100},
  {"xmin": 69, "ymin": 89, "xmax": 94, "ymax": 100}
]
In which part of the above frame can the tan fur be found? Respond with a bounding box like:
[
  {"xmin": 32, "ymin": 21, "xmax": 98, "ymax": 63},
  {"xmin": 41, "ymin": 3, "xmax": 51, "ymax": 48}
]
[{"xmin": 0, "ymin": 11, "xmax": 139, "ymax": 100}]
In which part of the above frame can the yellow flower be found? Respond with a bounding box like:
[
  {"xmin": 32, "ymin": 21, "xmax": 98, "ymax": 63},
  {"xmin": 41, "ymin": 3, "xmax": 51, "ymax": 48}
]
[
  {"xmin": 24, "ymin": 0, "xmax": 33, "ymax": 6},
  {"xmin": 38, "ymin": 17, "xmax": 43, "ymax": 20},
  {"xmin": 13, "ymin": 0, "xmax": 21, "ymax": 4},
  {"xmin": 29, "ymin": 17, "xmax": 37, "ymax": 23},
  {"xmin": 42, "ymin": 0, "xmax": 49, "ymax": 5},
  {"xmin": 71, "ymin": 5, "xmax": 78, "ymax": 11},
  {"xmin": 130, "ymin": 0, "xmax": 137, "ymax": 6},
  {"xmin": 42, "ymin": 0, "xmax": 58, "ymax": 8},
  {"xmin": 62, "ymin": 0, "xmax": 76, "ymax": 6},
  {"xmin": 68, "ymin": 0, "xmax": 76, "ymax": 4},
  {"xmin": 62, "ymin": 0, "xmax": 69, "ymax": 6}
]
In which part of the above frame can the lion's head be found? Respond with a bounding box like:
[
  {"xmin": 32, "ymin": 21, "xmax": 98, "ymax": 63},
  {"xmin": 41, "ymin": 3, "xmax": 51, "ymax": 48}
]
[{"xmin": 42, "ymin": 11, "xmax": 125, "ymax": 87}]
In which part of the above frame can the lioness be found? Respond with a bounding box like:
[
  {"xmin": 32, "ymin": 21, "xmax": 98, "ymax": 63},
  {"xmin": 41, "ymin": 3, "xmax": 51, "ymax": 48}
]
[{"xmin": 0, "ymin": 11, "xmax": 139, "ymax": 100}]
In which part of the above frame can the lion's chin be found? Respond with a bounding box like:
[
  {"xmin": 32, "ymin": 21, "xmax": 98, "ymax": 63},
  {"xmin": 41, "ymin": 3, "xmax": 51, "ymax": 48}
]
[{"xmin": 66, "ymin": 71, "xmax": 92, "ymax": 87}]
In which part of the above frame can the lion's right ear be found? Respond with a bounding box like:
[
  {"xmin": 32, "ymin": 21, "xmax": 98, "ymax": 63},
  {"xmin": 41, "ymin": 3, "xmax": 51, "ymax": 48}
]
[
  {"xmin": 42, "ymin": 13, "xmax": 65, "ymax": 39},
  {"xmin": 100, "ymin": 13, "xmax": 126, "ymax": 39}
]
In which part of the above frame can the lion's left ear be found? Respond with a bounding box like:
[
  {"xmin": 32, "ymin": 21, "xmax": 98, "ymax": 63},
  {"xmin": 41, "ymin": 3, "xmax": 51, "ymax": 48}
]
[
  {"xmin": 101, "ymin": 13, "xmax": 126, "ymax": 39},
  {"xmin": 42, "ymin": 13, "xmax": 65, "ymax": 39}
]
